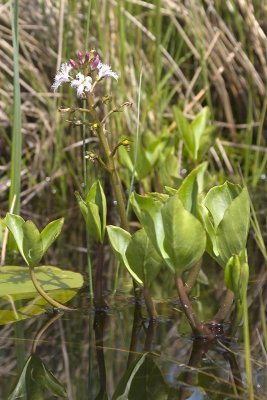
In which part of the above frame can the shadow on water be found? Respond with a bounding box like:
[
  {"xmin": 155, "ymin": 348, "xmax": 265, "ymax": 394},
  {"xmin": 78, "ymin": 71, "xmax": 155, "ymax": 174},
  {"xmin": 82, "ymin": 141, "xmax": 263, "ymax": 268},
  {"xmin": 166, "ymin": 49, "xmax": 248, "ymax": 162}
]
[{"xmin": 1, "ymin": 287, "xmax": 266, "ymax": 400}]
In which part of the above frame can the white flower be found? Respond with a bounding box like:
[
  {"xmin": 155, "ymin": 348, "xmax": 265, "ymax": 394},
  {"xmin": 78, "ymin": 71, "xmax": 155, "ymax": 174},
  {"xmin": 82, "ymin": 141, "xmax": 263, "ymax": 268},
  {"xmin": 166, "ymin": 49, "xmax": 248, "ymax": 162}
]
[
  {"xmin": 70, "ymin": 73, "xmax": 92, "ymax": 97},
  {"xmin": 97, "ymin": 62, "xmax": 119, "ymax": 80},
  {"xmin": 51, "ymin": 63, "xmax": 72, "ymax": 92}
]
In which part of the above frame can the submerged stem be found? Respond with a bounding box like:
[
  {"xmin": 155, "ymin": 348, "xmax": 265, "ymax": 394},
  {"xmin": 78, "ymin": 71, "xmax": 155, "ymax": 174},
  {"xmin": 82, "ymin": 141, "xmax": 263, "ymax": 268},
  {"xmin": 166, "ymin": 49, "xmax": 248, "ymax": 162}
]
[{"xmin": 29, "ymin": 268, "xmax": 74, "ymax": 311}]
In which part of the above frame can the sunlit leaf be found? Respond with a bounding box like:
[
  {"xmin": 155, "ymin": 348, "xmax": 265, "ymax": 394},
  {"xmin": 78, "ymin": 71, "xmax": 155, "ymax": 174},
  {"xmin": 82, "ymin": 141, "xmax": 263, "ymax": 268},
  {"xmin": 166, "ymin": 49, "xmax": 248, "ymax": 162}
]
[
  {"xmin": 130, "ymin": 193, "xmax": 169, "ymax": 264},
  {"xmin": 162, "ymin": 195, "xmax": 206, "ymax": 274},
  {"xmin": 22, "ymin": 220, "xmax": 43, "ymax": 267},
  {"xmin": 173, "ymin": 107, "xmax": 194, "ymax": 159},
  {"xmin": 0, "ymin": 288, "xmax": 79, "ymax": 325},
  {"xmin": 191, "ymin": 107, "xmax": 210, "ymax": 159},
  {"xmin": 217, "ymin": 188, "xmax": 250, "ymax": 265},
  {"xmin": 86, "ymin": 181, "xmax": 107, "ymax": 243},
  {"xmin": 204, "ymin": 182, "xmax": 241, "ymax": 228},
  {"xmin": 0, "ymin": 266, "xmax": 83, "ymax": 296},
  {"xmin": 178, "ymin": 162, "xmax": 207, "ymax": 214},
  {"xmin": 4, "ymin": 213, "xmax": 26, "ymax": 262},
  {"xmin": 126, "ymin": 229, "xmax": 163, "ymax": 286},
  {"xmin": 107, "ymin": 226, "xmax": 143, "ymax": 286},
  {"xmin": 41, "ymin": 218, "xmax": 64, "ymax": 255}
]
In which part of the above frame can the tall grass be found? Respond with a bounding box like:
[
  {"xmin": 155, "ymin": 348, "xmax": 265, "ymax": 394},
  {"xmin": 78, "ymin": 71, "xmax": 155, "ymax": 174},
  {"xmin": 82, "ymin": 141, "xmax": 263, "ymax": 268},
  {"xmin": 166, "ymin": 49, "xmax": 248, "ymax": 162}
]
[{"xmin": 8, "ymin": 0, "xmax": 21, "ymax": 214}]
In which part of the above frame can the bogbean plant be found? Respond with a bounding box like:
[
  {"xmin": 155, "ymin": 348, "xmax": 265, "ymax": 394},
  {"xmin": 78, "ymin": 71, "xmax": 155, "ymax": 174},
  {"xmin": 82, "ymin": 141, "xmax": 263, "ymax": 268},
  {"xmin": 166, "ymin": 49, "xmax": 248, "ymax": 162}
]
[
  {"xmin": 4, "ymin": 214, "xmax": 73, "ymax": 310},
  {"xmin": 49, "ymin": 50, "xmax": 250, "ymax": 336}
]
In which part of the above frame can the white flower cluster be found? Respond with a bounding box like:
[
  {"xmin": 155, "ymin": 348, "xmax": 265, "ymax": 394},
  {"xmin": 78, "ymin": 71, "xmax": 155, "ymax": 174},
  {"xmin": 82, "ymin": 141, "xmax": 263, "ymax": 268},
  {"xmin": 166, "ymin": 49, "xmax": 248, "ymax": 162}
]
[{"xmin": 51, "ymin": 58, "xmax": 119, "ymax": 98}]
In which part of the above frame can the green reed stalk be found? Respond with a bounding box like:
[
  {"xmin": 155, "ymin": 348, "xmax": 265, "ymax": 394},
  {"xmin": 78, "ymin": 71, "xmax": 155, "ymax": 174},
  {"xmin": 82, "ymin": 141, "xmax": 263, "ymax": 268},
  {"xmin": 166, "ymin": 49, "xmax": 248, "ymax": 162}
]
[
  {"xmin": 9, "ymin": 0, "xmax": 21, "ymax": 214},
  {"xmin": 10, "ymin": 2, "xmax": 25, "ymax": 386}
]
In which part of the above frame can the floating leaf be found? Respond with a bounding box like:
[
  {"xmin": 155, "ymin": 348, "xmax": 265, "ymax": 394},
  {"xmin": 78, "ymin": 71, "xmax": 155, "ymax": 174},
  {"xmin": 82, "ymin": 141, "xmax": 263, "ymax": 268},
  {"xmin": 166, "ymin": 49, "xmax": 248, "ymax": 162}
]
[{"xmin": 0, "ymin": 266, "xmax": 83, "ymax": 296}]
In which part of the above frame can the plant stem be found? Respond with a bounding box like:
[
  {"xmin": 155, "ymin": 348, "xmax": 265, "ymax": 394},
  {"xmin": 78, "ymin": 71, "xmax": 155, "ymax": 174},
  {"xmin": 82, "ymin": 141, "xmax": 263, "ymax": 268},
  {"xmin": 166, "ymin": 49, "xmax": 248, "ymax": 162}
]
[
  {"xmin": 176, "ymin": 276, "xmax": 200, "ymax": 332},
  {"xmin": 86, "ymin": 94, "xmax": 129, "ymax": 231},
  {"xmin": 143, "ymin": 287, "xmax": 157, "ymax": 320},
  {"xmin": 29, "ymin": 267, "xmax": 74, "ymax": 311},
  {"xmin": 176, "ymin": 276, "xmax": 211, "ymax": 337},
  {"xmin": 213, "ymin": 288, "xmax": 234, "ymax": 323},
  {"xmin": 184, "ymin": 259, "xmax": 202, "ymax": 294}
]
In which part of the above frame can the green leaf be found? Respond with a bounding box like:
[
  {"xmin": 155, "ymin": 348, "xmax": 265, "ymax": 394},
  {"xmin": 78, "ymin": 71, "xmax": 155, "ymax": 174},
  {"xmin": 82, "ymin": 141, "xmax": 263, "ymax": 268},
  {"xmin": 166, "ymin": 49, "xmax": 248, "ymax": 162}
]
[
  {"xmin": 112, "ymin": 354, "xmax": 147, "ymax": 400},
  {"xmin": 75, "ymin": 191, "xmax": 88, "ymax": 222},
  {"xmin": 0, "ymin": 266, "xmax": 83, "ymax": 325},
  {"xmin": 204, "ymin": 182, "xmax": 241, "ymax": 228},
  {"xmin": 86, "ymin": 181, "xmax": 107, "ymax": 243},
  {"xmin": 198, "ymin": 204, "xmax": 219, "ymax": 258},
  {"xmin": 162, "ymin": 195, "xmax": 206, "ymax": 274},
  {"xmin": 0, "ymin": 288, "xmax": 79, "ymax": 325},
  {"xmin": 107, "ymin": 226, "xmax": 143, "ymax": 286},
  {"xmin": 130, "ymin": 193, "xmax": 169, "ymax": 264},
  {"xmin": 126, "ymin": 229, "xmax": 163, "ymax": 287},
  {"xmin": 42, "ymin": 359, "xmax": 67, "ymax": 397},
  {"xmin": 9, "ymin": 355, "xmax": 67, "ymax": 400},
  {"xmin": 4, "ymin": 213, "xmax": 26, "ymax": 262},
  {"xmin": 113, "ymin": 354, "xmax": 168, "ymax": 400},
  {"xmin": 178, "ymin": 162, "xmax": 207, "ymax": 213},
  {"xmin": 191, "ymin": 107, "xmax": 210, "ymax": 159},
  {"xmin": 0, "ymin": 265, "xmax": 83, "ymax": 296},
  {"xmin": 217, "ymin": 188, "xmax": 250, "ymax": 266},
  {"xmin": 173, "ymin": 107, "xmax": 194, "ymax": 159},
  {"xmin": 22, "ymin": 220, "xmax": 43, "ymax": 267},
  {"xmin": 40, "ymin": 218, "xmax": 64, "ymax": 255},
  {"xmin": 8, "ymin": 356, "xmax": 31, "ymax": 400}
]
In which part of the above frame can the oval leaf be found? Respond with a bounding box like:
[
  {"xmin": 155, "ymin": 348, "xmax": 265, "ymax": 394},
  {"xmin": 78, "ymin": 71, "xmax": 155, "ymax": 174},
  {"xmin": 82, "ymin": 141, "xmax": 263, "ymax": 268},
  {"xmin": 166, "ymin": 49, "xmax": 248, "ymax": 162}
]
[
  {"xmin": 217, "ymin": 188, "xmax": 250, "ymax": 266},
  {"xmin": 162, "ymin": 195, "xmax": 206, "ymax": 274},
  {"xmin": 22, "ymin": 220, "xmax": 43, "ymax": 267},
  {"xmin": 41, "ymin": 218, "xmax": 64, "ymax": 255},
  {"xmin": 4, "ymin": 213, "xmax": 26, "ymax": 262},
  {"xmin": 107, "ymin": 226, "xmax": 143, "ymax": 286},
  {"xmin": 126, "ymin": 229, "xmax": 163, "ymax": 286}
]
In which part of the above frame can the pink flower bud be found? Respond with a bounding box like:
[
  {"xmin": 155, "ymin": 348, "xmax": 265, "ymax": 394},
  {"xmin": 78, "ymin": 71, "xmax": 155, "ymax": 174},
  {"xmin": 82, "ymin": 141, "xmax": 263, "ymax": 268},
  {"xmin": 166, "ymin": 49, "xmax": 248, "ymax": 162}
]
[
  {"xmin": 76, "ymin": 50, "xmax": 83, "ymax": 61},
  {"xmin": 69, "ymin": 59, "xmax": 78, "ymax": 68},
  {"xmin": 91, "ymin": 54, "xmax": 100, "ymax": 70}
]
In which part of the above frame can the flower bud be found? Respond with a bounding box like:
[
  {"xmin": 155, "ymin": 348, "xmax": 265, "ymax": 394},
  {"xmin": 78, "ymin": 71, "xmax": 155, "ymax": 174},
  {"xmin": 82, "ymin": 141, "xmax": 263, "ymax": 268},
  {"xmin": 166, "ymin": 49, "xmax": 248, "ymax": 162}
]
[
  {"xmin": 70, "ymin": 59, "xmax": 78, "ymax": 68},
  {"xmin": 91, "ymin": 54, "xmax": 100, "ymax": 70},
  {"xmin": 77, "ymin": 50, "xmax": 83, "ymax": 61}
]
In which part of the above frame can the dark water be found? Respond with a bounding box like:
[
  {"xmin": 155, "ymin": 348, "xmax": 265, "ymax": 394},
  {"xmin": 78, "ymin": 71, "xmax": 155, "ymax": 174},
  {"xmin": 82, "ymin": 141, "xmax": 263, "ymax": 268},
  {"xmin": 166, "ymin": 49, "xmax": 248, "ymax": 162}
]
[{"xmin": 1, "ymin": 288, "xmax": 266, "ymax": 400}]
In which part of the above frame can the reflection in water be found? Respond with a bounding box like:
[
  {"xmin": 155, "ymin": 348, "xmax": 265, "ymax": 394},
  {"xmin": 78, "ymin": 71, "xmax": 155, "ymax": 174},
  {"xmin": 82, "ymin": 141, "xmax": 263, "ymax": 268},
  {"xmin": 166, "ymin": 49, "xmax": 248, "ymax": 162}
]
[{"xmin": 0, "ymin": 294, "xmax": 265, "ymax": 399}]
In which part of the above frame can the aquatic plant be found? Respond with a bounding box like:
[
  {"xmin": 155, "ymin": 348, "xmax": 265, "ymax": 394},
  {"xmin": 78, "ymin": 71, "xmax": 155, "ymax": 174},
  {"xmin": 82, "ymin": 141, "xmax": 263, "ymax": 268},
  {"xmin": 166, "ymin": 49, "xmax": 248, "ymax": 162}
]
[{"xmin": 4, "ymin": 213, "xmax": 80, "ymax": 310}]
